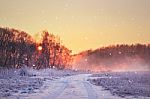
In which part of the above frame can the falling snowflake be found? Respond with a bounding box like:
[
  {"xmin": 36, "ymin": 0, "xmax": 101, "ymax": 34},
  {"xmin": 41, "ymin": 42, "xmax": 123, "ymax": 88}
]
[
  {"xmin": 65, "ymin": 3, "xmax": 69, "ymax": 7},
  {"xmin": 71, "ymin": 16, "xmax": 75, "ymax": 19},
  {"xmin": 137, "ymin": 33, "xmax": 141, "ymax": 37},
  {"xmin": 33, "ymin": 64, "xmax": 35, "ymax": 67},
  {"xmin": 97, "ymin": 8, "xmax": 104, "ymax": 15},
  {"xmin": 114, "ymin": 24, "xmax": 118, "ymax": 27},
  {"xmin": 55, "ymin": 16, "xmax": 59, "ymax": 20},
  {"xmin": 84, "ymin": 58, "xmax": 88, "ymax": 62},
  {"xmin": 93, "ymin": 16, "xmax": 97, "ymax": 19},
  {"xmin": 128, "ymin": 80, "xmax": 133, "ymax": 83},
  {"xmin": 41, "ymin": 10, "xmax": 45, "ymax": 14},
  {"xmin": 118, "ymin": 51, "xmax": 122, "ymax": 54},
  {"xmin": 131, "ymin": 17, "xmax": 135, "ymax": 21},
  {"xmin": 99, "ymin": 32, "xmax": 103, "ymax": 35},
  {"xmin": 109, "ymin": 53, "xmax": 112, "ymax": 56},
  {"xmin": 84, "ymin": 37, "xmax": 88, "ymax": 40}
]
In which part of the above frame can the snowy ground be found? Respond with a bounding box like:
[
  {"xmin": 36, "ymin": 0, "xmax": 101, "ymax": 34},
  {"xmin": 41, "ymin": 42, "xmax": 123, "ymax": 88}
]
[
  {"xmin": 0, "ymin": 68, "xmax": 82, "ymax": 99},
  {"xmin": 89, "ymin": 71, "xmax": 150, "ymax": 99},
  {"xmin": 1, "ymin": 74, "xmax": 124, "ymax": 99},
  {"xmin": 0, "ymin": 69, "xmax": 150, "ymax": 99}
]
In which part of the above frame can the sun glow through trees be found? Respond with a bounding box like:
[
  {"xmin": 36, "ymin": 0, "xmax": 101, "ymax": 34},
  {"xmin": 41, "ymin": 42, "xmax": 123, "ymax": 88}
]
[{"xmin": 37, "ymin": 46, "xmax": 42, "ymax": 51}]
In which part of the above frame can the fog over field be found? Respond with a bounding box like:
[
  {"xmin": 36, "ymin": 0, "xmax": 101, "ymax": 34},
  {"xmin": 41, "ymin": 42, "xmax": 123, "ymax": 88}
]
[{"xmin": 72, "ymin": 45, "xmax": 150, "ymax": 72}]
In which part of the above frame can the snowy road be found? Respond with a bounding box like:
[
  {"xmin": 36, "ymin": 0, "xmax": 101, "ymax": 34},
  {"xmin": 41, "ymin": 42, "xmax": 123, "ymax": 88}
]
[
  {"xmin": 6, "ymin": 74, "xmax": 138, "ymax": 99},
  {"xmin": 40, "ymin": 74, "xmax": 123, "ymax": 99},
  {"xmin": 45, "ymin": 74, "xmax": 99, "ymax": 99}
]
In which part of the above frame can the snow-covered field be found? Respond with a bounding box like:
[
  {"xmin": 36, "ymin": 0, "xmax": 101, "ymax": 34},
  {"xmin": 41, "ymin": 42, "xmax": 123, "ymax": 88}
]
[
  {"xmin": 2, "ymin": 74, "xmax": 124, "ymax": 99},
  {"xmin": 0, "ymin": 68, "xmax": 82, "ymax": 99},
  {"xmin": 1, "ymin": 68, "xmax": 150, "ymax": 99},
  {"xmin": 89, "ymin": 71, "xmax": 150, "ymax": 98}
]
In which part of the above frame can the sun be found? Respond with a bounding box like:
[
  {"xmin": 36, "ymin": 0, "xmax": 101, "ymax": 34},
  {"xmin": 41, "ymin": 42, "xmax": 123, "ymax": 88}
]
[{"xmin": 37, "ymin": 46, "xmax": 42, "ymax": 51}]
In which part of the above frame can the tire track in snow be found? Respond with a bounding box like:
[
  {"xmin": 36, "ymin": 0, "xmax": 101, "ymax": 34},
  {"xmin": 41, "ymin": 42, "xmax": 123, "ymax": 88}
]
[
  {"xmin": 44, "ymin": 80, "xmax": 68, "ymax": 99},
  {"xmin": 83, "ymin": 81, "xmax": 98, "ymax": 99}
]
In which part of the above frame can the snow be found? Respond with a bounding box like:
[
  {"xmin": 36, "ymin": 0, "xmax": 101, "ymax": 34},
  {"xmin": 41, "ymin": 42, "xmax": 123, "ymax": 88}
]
[
  {"xmin": 6, "ymin": 74, "xmax": 126, "ymax": 99},
  {"xmin": 0, "ymin": 75, "xmax": 43, "ymax": 98},
  {"xmin": 0, "ymin": 69, "xmax": 121, "ymax": 99},
  {"xmin": 89, "ymin": 72, "xmax": 150, "ymax": 98},
  {"xmin": 1, "ymin": 69, "xmax": 149, "ymax": 99},
  {"xmin": 0, "ymin": 68, "xmax": 81, "ymax": 99}
]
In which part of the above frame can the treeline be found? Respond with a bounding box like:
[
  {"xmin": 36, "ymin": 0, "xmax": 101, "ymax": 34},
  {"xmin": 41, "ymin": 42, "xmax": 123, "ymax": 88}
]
[
  {"xmin": 73, "ymin": 44, "xmax": 150, "ymax": 71},
  {"xmin": 0, "ymin": 27, "xmax": 72, "ymax": 69}
]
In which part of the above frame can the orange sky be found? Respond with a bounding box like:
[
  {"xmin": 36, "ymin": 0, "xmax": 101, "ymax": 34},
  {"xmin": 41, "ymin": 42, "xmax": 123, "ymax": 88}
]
[{"xmin": 0, "ymin": 0, "xmax": 150, "ymax": 54}]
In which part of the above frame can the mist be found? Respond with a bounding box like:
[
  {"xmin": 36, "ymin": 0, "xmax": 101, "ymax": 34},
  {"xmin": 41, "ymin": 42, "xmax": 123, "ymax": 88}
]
[
  {"xmin": 72, "ymin": 44, "xmax": 150, "ymax": 72},
  {"xmin": 73, "ymin": 56, "xmax": 150, "ymax": 72}
]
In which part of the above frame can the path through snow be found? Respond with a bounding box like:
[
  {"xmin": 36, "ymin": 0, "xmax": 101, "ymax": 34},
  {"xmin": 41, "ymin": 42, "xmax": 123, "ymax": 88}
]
[
  {"xmin": 4, "ymin": 74, "xmax": 138, "ymax": 99},
  {"xmin": 42, "ymin": 74, "xmax": 123, "ymax": 99}
]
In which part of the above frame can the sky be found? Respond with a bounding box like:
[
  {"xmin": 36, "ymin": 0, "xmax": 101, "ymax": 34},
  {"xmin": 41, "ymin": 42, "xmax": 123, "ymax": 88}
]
[{"xmin": 0, "ymin": 0, "xmax": 150, "ymax": 54}]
